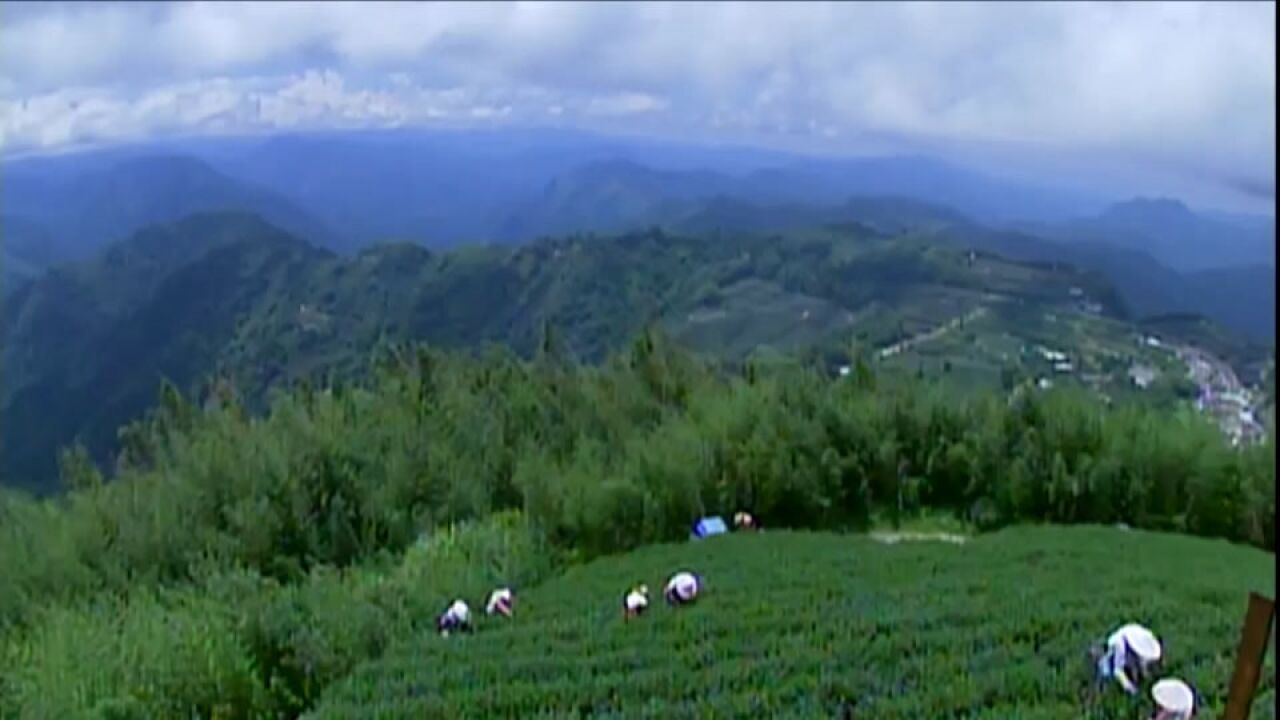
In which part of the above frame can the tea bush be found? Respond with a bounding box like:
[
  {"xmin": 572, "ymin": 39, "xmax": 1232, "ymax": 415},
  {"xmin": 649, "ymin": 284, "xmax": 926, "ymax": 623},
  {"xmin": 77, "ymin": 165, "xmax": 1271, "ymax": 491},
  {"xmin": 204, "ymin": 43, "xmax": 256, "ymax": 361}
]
[{"xmin": 313, "ymin": 527, "xmax": 1275, "ymax": 719}]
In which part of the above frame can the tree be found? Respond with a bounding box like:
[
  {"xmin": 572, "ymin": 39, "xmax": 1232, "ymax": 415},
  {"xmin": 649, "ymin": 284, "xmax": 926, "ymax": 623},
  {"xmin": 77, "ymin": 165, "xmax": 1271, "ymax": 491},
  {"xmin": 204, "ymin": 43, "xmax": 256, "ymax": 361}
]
[{"xmin": 58, "ymin": 443, "xmax": 103, "ymax": 492}]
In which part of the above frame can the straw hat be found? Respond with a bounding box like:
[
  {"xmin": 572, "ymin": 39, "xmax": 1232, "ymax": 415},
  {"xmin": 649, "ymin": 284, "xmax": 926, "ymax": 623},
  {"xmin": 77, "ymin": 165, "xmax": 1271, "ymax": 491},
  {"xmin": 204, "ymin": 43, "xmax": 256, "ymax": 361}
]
[{"xmin": 1152, "ymin": 678, "xmax": 1194, "ymax": 714}]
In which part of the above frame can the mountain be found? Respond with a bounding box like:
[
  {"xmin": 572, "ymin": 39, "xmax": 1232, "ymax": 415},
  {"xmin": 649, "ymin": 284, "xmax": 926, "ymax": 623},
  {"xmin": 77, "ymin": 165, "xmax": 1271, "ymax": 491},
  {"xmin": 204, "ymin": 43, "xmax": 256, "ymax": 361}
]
[
  {"xmin": 1, "ymin": 213, "xmax": 62, "ymax": 293},
  {"xmin": 7, "ymin": 129, "xmax": 1127, "ymax": 252},
  {"xmin": 192, "ymin": 130, "xmax": 800, "ymax": 249},
  {"xmin": 497, "ymin": 160, "xmax": 733, "ymax": 240},
  {"xmin": 499, "ymin": 162, "xmax": 1274, "ymax": 343},
  {"xmin": 0, "ymin": 213, "xmax": 331, "ymax": 493},
  {"xmin": 740, "ymin": 155, "xmax": 1112, "ymax": 224},
  {"xmin": 0, "ymin": 154, "xmax": 339, "ymax": 263},
  {"xmin": 2, "ymin": 209, "xmax": 1162, "ymax": 495},
  {"xmin": 1026, "ymin": 197, "xmax": 1276, "ymax": 272},
  {"xmin": 1181, "ymin": 265, "xmax": 1277, "ymax": 344},
  {"xmin": 497, "ymin": 156, "xmax": 1113, "ymax": 242}
]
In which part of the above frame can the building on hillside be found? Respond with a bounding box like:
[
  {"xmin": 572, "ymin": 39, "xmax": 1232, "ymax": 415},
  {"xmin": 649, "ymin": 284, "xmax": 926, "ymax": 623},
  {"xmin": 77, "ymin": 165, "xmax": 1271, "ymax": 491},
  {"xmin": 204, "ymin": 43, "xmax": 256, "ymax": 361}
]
[
  {"xmin": 1037, "ymin": 346, "xmax": 1068, "ymax": 363},
  {"xmin": 1129, "ymin": 364, "xmax": 1157, "ymax": 389}
]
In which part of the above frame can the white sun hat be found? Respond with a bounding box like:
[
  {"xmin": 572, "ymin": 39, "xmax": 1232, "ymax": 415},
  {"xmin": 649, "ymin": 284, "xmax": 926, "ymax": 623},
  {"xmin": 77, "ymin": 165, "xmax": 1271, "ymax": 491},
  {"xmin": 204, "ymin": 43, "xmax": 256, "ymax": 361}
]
[
  {"xmin": 1151, "ymin": 678, "xmax": 1195, "ymax": 714},
  {"xmin": 1125, "ymin": 626, "xmax": 1163, "ymax": 662},
  {"xmin": 451, "ymin": 599, "xmax": 471, "ymax": 624}
]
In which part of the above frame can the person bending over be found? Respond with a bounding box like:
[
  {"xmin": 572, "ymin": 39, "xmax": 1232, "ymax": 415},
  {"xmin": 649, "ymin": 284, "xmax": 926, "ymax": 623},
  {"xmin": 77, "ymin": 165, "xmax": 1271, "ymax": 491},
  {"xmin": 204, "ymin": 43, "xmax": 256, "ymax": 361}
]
[
  {"xmin": 437, "ymin": 598, "xmax": 472, "ymax": 637},
  {"xmin": 1092, "ymin": 622, "xmax": 1162, "ymax": 695},
  {"xmin": 664, "ymin": 571, "xmax": 701, "ymax": 607},
  {"xmin": 486, "ymin": 586, "xmax": 515, "ymax": 618},
  {"xmin": 623, "ymin": 583, "xmax": 650, "ymax": 619}
]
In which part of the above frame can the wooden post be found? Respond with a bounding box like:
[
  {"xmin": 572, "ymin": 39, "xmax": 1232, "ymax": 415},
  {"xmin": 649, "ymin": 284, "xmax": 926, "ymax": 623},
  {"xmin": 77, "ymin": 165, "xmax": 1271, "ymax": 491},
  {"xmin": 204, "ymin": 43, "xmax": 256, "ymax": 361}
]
[{"xmin": 1221, "ymin": 592, "xmax": 1275, "ymax": 720}]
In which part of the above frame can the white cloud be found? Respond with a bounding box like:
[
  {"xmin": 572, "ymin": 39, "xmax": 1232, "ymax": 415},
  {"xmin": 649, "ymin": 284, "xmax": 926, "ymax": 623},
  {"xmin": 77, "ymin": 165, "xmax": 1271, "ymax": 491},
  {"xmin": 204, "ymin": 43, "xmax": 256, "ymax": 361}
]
[
  {"xmin": 0, "ymin": 1, "xmax": 1273, "ymax": 201},
  {"xmin": 585, "ymin": 92, "xmax": 669, "ymax": 117}
]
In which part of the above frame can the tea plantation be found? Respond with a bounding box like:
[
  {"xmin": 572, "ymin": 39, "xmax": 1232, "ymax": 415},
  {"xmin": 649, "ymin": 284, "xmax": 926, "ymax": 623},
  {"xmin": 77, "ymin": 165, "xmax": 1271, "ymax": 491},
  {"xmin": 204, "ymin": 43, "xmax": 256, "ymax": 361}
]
[{"xmin": 311, "ymin": 526, "xmax": 1276, "ymax": 719}]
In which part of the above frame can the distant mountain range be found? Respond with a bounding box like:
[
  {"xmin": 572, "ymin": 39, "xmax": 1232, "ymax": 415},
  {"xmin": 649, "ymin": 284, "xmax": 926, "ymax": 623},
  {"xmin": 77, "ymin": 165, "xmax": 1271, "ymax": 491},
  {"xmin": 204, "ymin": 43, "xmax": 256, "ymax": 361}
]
[
  {"xmin": 2, "ymin": 132, "xmax": 1273, "ymax": 343},
  {"xmin": 491, "ymin": 159, "xmax": 1275, "ymax": 342},
  {"xmin": 4, "ymin": 127, "xmax": 1269, "ymax": 255},
  {"xmin": 1, "ymin": 154, "xmax": 335, "ymax": 290},
  {"xmin": 1016, "ymin": 197, "xmax": 1275, "ymax": 272}
]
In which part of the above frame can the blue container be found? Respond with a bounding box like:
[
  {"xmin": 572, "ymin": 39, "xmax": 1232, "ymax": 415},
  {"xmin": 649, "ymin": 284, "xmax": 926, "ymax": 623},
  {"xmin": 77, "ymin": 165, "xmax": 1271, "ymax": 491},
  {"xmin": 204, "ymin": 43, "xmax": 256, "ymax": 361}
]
[{"xmin": 691, "ymin": 516, "xmax": 728, "ymax": 539}]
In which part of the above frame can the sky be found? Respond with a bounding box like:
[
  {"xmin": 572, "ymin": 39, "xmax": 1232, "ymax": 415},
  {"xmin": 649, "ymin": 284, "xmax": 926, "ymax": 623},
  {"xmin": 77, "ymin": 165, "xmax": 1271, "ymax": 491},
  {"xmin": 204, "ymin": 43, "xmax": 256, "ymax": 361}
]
[{"xmin": 0, "ymin": 1, "xmax": 1275, "ymax": 212}]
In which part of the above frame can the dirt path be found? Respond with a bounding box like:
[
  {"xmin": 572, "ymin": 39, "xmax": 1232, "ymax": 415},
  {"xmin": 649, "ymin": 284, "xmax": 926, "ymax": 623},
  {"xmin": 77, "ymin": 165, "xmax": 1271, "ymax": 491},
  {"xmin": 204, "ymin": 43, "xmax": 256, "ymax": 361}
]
[
  {"xmin": 877, "ymin": 307, "xmax": 987, "ymax": 359},
  {"xmin": 869, "ymin": 531, "xmax": 969, "ymax": 545}
]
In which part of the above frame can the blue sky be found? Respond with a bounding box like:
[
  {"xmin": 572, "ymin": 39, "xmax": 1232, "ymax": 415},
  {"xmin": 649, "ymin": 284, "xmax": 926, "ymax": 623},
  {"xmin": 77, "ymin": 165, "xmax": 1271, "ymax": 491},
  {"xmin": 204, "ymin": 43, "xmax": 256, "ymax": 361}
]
[{"xmin": 0, "ymin": 1, "xmax": 1274, "ymax": 211}]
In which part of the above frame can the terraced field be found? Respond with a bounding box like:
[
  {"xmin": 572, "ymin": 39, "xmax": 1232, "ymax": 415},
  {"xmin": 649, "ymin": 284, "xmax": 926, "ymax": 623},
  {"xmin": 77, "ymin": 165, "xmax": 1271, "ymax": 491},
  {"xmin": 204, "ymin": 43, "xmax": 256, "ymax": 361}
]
[{"xmin": 311, "ymin": 527, "xmax": 1275, "ymax": 719}]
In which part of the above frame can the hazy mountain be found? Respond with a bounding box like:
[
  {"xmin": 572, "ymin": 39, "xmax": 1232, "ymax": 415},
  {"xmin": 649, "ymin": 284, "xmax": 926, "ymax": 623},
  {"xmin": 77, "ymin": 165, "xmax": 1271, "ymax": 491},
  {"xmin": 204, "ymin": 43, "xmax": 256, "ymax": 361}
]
[
  {"xmin": 1027, "ymin": 197, "xmax": 1276, "ymax": 272},
  {"xmin": 740, "ymin": 155, "xmax": 1113, "ymax": 224},
  {"xmin": 498, "ymin": 154, "xmax": 1114, "ymax": 242},
  {"xmin": 1, "ymin": 213, "xmax": 62, "ymax": 292},
  {"xmin": 189, "ymin": 129, "xmax": 801, "ymax": 249},
  {"xmin": 0, "ymin": 212, "xmax": 332, "ymax": 494},
  {"xmin": 5, "ymin": 129, "xmax": 1132, "ymax": 253},
  {"xmin": 0, "ymin": 154, "xmax": 339, "ymax": 262},
  {"xmin": 498, "ymin": 160, "xmax": 1273, "ymax": 342},
  {"xmin": 1182, "ymin": 265, "xmax": 1276, "ymax": 343}
]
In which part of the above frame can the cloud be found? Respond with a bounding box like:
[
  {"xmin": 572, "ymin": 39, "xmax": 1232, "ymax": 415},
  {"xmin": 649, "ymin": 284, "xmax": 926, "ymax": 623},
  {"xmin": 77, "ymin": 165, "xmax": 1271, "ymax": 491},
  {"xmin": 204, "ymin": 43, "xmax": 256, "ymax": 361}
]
[
  {"xmin": 0, "ymin": 1, "xmax": 1273, "ymax": 205},
  {"xmin": 1225, "ymin": 175, "xmax": 1277, "ymax": 202},
  {"xmin": 585, "ymin": 92, "xmax": 669, "ymax": 117}
]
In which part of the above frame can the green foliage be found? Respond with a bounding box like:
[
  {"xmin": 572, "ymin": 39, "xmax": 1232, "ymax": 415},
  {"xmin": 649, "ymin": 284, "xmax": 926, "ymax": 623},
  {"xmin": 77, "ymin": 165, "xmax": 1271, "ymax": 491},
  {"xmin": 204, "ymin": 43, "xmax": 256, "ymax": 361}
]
[
  {"xmin": 312, "ymin": 528, "xmax": 1275, "ymax": 718},
  {"xmin": 0, "ymin": 336, "xmax": 1273, "ymax": 718},
  {"xmin": 56, "ymin": 443, "xmax": 103, "ymax": 492},
  {"xmin": 1, "ymin": 512, "xmax": 552, "ymax": 719}
]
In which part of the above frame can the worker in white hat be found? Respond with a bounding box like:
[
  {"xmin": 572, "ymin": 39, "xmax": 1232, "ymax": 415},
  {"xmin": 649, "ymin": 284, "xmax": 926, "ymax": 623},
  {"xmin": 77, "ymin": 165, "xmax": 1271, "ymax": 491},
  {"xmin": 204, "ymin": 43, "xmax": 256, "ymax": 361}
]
[
  {"xmin": 623, "ymin": 583, "xmax": 650, "ymax": 620},
  {"xmin": 437, "ymin": 598, "xmax": 472, "ymax": 637},
  {"xmin": 1150, "ymin": 678, "xmax": 1196, "ymax": 719},
  {"xmin": 664, "ymin": 570, "xmax": 702, "ymax": 607},
  {"xmin": 485, "ymin": 586, "xmax": 515, "ymax": 618},
  {"xmin": 733, "ymin": 511, "xmax": 757, "ymax": 531},
  {"xmin": 1093, "ymin": 622, "xmax": 1163, "ymax": 694}
]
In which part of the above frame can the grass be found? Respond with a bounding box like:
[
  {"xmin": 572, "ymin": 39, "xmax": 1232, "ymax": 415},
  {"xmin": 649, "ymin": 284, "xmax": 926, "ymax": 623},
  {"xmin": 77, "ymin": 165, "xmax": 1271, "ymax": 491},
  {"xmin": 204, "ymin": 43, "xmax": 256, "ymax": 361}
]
[{"xmin": 310, "ymin": 526, "xmax": 1276, "ymax": 719}]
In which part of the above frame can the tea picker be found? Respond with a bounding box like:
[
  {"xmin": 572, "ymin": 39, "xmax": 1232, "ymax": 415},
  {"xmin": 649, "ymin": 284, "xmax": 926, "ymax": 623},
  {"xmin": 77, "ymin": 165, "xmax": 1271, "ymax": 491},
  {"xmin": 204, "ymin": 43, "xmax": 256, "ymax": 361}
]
[
  {"xmin": 437, "ymin": 598, "xmax": 473, "ymax": 637},
  {"xmin": 623, "ymin": 583, "xmax": 650, "ymax": 619},
  {"xmin": 664, "ymin": 570, "xmax": 702, "ymax": 607},
  {"xmin": 1092, "ymin": 622, "xmax": 1163, "ymax": 695},
  {"xmin": 486, "ymin": 586, "xmax": 515, "ymax": 618},
  {"xmin": 1150, "ymin": 678, "xmax": 1196, "ymax": 720}
]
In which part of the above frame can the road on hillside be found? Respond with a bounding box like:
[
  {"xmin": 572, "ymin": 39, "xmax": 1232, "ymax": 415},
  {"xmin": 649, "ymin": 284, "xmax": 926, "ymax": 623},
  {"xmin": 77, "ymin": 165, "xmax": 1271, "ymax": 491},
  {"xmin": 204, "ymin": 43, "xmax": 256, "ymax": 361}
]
[{"xmin": 877, "ymin": 307, "xmax": 988, "ymax": 359}]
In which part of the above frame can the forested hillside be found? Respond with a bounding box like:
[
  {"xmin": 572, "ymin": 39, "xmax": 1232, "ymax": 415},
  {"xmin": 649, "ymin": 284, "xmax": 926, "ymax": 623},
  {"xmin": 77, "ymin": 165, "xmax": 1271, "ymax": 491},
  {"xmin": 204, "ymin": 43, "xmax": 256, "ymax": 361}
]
[
  {"xmin": 0, "ymin": 154, "xmax": 338, "ymax": 267},
  {"xmin": 3, "ymin": 210, "xmax": 1163, "ymax": 494}
]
